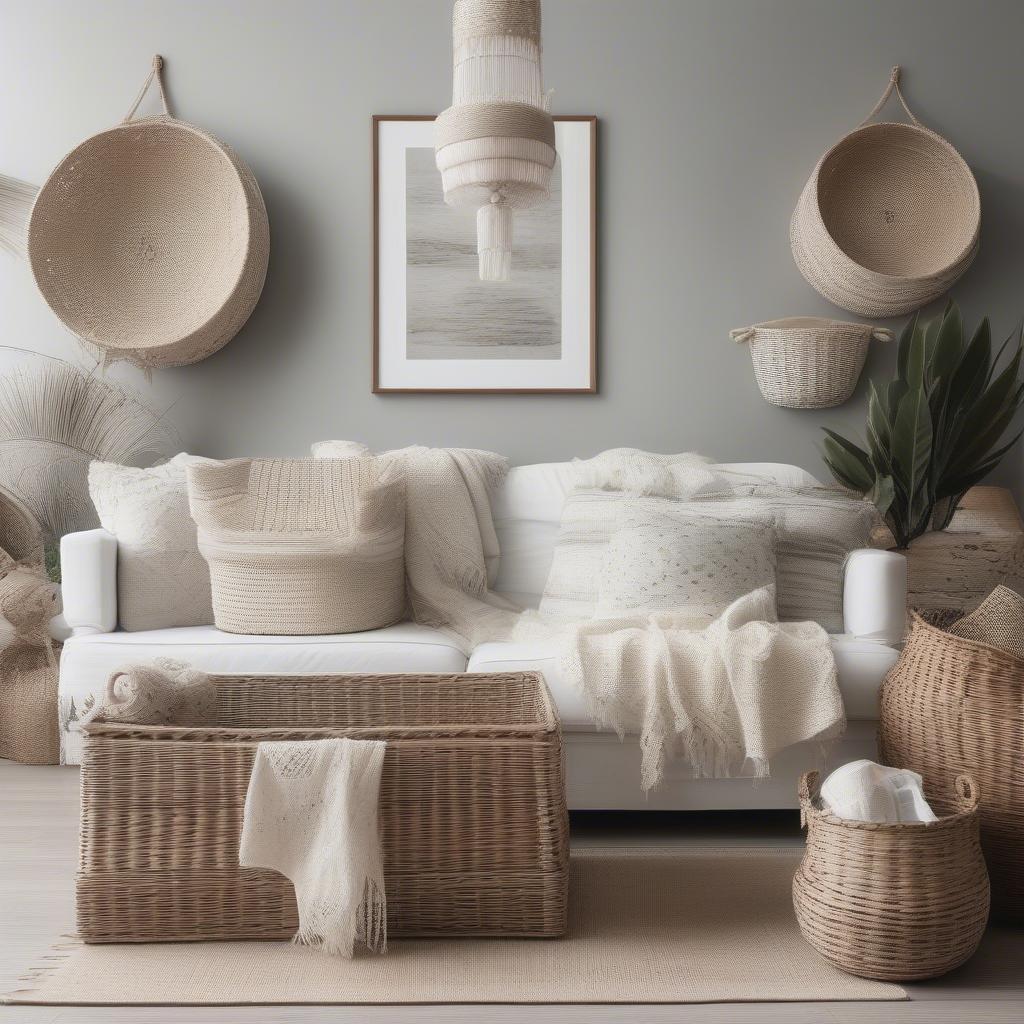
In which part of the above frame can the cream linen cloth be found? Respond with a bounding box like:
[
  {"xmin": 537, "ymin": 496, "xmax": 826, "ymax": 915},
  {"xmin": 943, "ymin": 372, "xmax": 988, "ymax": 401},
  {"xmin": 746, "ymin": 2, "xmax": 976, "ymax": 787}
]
[{"xmin": 239, "ymin": 738, "xmax": 387, "ymax": 958}]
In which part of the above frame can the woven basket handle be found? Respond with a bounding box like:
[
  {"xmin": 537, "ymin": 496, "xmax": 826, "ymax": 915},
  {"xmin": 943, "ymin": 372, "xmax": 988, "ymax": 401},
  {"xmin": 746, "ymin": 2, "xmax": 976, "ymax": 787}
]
[
  {"xmin": 870, "ymin": 327, "xmax": 896, "ymax": 343},
  {"xmin": 123, "ymin": 54, "xmax": 172, "ymax": 124},
  {"xmin": 797, "ymin": 770, "xmax": 819, "ymax": 828},
  {"xmin": 954, "ymin": 773, "xmax": 981, "ymax": 812},
  {"xmin": 858, "ymin": 66, "xmax": 924, "ymax": 129},
  {"xmin": 730, "ymin": 327, "xmax": 755, "ymax": 344}
]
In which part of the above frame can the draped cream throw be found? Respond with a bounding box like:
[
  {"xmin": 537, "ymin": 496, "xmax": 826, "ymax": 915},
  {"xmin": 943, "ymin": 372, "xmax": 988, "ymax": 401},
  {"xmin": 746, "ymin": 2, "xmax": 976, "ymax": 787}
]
[{"xmin": 313, "ymin": 444, "xmax": 847, "ymax": 790}]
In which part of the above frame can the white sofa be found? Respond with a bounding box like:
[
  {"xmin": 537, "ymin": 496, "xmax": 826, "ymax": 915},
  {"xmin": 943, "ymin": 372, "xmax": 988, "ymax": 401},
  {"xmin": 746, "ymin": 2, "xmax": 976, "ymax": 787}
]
[{"xmin": 57, "ymin": 460, "xmax": 907, "ymax": 810}]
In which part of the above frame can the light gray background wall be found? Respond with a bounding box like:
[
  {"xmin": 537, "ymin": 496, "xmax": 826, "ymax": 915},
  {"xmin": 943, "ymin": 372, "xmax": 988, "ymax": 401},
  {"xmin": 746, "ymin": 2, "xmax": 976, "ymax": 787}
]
[{"xmin": 2, "ymin": 0, "xmax": 1023, "ymax": 498}]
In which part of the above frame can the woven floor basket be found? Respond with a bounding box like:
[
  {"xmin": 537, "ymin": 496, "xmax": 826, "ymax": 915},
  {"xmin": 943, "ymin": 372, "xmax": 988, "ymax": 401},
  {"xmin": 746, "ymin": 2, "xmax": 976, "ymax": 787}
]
[
  {"xmin": 791, "ymin": 67, "xmax": 979, "ymax": 317},
  {"xmin": 730, "ymin": 318, "xmax": 892, "ymax": 408},
  {"xmin": 793, "ymin": 770, "xmax": 989, "ymax": 981},
  {"xmin": 27, "ymin": 57, "xmax": 268, "ymax": 370},
  {"xmin": 77, "ymin": 672, "xmax": 568, "ymax": 943},
  {"xmin": 879, "ymin": 611, "xmax": 1024, "ymax": 920}
]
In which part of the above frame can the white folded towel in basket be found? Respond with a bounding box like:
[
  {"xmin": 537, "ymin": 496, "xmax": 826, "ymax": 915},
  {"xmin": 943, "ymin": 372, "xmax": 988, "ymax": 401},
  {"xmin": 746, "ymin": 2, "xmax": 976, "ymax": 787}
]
[{"xmin": 819, "ymin": 759, "xmax": 937, "ymax": 824}]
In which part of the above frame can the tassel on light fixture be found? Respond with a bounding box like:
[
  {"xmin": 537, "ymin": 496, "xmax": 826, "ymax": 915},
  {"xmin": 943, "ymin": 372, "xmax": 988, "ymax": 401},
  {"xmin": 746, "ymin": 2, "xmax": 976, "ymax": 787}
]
[{"xmin": 435, "ymin": 0, "xmax": 555, "ymax": 282}]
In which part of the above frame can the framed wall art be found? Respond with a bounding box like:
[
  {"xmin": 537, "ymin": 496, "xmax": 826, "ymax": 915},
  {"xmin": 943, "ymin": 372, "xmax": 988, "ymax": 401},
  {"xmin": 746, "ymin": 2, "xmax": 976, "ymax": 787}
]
[{"xmin": 373, "ymin": 115, "xmax": 597, "ymax": 394}]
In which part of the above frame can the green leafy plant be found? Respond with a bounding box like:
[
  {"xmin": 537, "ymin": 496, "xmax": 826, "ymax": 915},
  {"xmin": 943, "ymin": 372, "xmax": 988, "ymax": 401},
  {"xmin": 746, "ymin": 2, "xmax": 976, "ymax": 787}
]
[{"xmin": 822, "ymin": 302, "xmax": 1024, "ymax": 550}]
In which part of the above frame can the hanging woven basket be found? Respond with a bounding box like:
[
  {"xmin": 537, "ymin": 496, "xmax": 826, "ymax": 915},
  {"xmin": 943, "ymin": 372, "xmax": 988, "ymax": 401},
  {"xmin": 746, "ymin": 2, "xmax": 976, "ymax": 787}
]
[
  {"xmin": 28, "ymin": 56, "xmax": 269, "ymax": 370},
  {"xmin": 791, "ymin": 67, "xmax": 979, "ymax": 317},
  {"xmin": 730, "ymin": 317, "xmax": 893, "ymax": 409}
]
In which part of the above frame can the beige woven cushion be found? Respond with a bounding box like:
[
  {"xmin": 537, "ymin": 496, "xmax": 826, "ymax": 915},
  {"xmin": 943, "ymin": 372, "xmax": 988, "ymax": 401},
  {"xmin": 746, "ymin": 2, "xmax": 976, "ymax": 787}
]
[
  {"xmin": 948, "ymin": 585, "xmax": 1024, "ymax": 660},
  {"xmin": 89, "ymin": 454, "xmax": 214, "ymax": 631},
  {"xmin": 186, "ymin": 458, "xmax": 406, "ymax": 636},
  {"xmin": 595, "ymin": 508, "xmax": 777, "ymax": 623}
]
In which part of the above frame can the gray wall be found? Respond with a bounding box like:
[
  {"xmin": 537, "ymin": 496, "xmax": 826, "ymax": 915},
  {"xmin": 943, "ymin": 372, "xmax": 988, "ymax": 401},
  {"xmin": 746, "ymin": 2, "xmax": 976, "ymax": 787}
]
[{"xmin": 3, "ymin": 0, "xmax": 1023, "ymax": 498}]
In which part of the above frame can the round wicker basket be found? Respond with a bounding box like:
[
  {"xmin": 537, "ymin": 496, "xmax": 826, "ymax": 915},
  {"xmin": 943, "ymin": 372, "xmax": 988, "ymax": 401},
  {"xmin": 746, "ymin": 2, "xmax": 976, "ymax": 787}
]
[
  {"xmin": 793, "ymin": 770, "xmax": 990, "ymax": 981},
  {"xmin": 730, "ymin": 317, "xmax": 893, "ymax": 409},
  {"xmin": 791, "ymin": 67, "xmax": 979, "ymax": 317},
  {"xmin": 27, "ymin": 57, "xmax": 269, "ymax": 371},
  {"xmin": 880, "ymin": 611, "xmax": 1024, "ymax": 920},
  {"xmin": 0, "ymin": 484, "xmax": 44, "ymax": 568}
]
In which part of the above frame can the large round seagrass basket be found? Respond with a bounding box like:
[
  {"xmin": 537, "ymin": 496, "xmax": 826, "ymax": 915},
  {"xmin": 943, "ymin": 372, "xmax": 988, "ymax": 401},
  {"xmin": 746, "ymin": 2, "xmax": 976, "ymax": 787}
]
[
  {"xmin": 28, "ymin": 56, "xmax": 269, "ymax": 371},
  {"xmin": 730, "ymin": 318, "xmax": 893, "ymax": 408},
  {"xmin": 879, "ymin": 611, "xmax": 1024, "ymax": 919},
  {"xmin": 791, "ymin": 67, "xmax": 979, "ymax": 317},
  {"xmin": 794, "ymin": 770, "xmax": 989, "ymax": 981}
]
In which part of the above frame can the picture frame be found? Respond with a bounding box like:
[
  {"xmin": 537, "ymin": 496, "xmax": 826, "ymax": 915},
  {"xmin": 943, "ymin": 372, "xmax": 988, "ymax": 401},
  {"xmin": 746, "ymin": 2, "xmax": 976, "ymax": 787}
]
[{"xmin": 373, "ymin": 114, "xmax": 597, "ymax": 394}]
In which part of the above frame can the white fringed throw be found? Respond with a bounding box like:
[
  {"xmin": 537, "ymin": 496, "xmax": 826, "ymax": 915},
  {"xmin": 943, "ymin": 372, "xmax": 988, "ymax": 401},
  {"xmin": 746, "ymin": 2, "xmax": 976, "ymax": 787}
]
[{"xmin": 239, "ymin": 738, "xmax": 387, "ymax": 958}]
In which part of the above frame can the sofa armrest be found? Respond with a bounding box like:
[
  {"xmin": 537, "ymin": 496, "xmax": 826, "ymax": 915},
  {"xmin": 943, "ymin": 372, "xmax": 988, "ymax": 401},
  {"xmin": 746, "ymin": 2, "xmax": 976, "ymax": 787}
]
[
  {"xmin": 843, "ymin": 548, "xmax": 907, "ymax": 643},
  {"xmin": 60, "ymin": 529, "xmax": 117, "ymax": 636}
]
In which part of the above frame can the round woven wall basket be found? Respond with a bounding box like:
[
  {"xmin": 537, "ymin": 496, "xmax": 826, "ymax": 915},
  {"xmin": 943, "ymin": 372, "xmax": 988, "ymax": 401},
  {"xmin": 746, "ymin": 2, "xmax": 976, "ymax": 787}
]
[
  {"xmin": 730, "ymin": 317, "xmax": 893, "ymax": 409},
  {"xmin": 794, "ymin": 770, "xmax": 989, "ymax": 982},
  {"xmin": 27, "ymin": 56, "xmax": 269, "ymax": 371},
  {"xmin": 879, "ymin": 611, "xmax": 1024, "ymax": 920},
  {"xmin": 791, "ymin": 67, "xmax": 979, "ymax": 317}
]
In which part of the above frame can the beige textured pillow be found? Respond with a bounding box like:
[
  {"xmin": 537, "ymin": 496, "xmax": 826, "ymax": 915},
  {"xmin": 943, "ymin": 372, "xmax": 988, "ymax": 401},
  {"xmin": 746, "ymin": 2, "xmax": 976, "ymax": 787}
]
[
  {"xmin": 88, "ymin": 454, "xmax": 214, "ymax": 632},
  {"xmin": 596, "ymin": 509, "xmax": 777, "ymax": 622},
  {"xmin": 187, "ymin": 457, "xmax": 405, "ymax": 635}
]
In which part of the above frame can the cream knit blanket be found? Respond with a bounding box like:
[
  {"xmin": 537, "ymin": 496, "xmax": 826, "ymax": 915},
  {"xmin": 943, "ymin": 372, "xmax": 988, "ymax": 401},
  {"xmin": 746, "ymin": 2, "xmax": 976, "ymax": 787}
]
[{"xmin": 313, "ymin": 444, "xmax": 846, "ymax": 790}]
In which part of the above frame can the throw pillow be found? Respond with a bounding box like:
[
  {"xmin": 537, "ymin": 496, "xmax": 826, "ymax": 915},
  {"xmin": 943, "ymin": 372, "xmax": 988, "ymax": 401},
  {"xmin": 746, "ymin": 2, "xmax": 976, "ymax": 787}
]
[
  {"xmin": 88, "ymin": 454, "xmax": 215, "ymax": 632},
  {"xmin": 187, "ymin": 456, "xmax": 406, "ymax": 635},
  {"xmin": 595, "ymin": 509, "xmax": 777, "ymax": 622}
]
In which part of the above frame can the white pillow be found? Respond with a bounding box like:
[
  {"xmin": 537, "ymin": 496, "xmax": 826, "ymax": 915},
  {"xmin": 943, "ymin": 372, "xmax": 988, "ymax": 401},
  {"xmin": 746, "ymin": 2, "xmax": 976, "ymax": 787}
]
[
  {"xmin": 539, "ymin": 488, "xmax": 875, "ymax": 632},
  {"xmin": 88, "ymin": 454, "xmax": 215, "ymax": 632},
  {"xmin": 596, "ymin": 509, "xmax": 777, "ymax": 622}
]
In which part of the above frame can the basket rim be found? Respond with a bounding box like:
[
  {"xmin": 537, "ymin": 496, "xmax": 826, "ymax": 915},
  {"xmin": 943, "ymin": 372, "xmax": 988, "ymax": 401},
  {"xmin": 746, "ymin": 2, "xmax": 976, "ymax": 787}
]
[
  {"xmin": 745, "ymin": 316, "xmax": 876, "ymax": 334},
  {"xmin": 802, "ymin": 120, "xmax": 980, "ymax": 284},
  {"xmin": 27, "ymin": 115, "xmax": 264, "ymax": 359},
  {"xmin": 907, "ymin": 608, "xmax": 1024, "ymax": 670}
]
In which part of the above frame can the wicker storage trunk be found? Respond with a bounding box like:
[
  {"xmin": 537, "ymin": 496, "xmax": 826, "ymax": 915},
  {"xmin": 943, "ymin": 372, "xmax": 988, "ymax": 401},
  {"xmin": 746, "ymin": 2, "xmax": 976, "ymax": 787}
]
[{"xmin": 77, "ymin": 672, "xmax": 568, "ymax": 943}]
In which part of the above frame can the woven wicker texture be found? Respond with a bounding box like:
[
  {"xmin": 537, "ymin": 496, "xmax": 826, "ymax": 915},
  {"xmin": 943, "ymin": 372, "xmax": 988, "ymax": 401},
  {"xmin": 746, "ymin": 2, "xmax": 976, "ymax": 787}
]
[
  {"xmin": 948, "ymin": 584, "xmax": 1024, "ymax": 659},
  {"xmin": 453, "ymin": 0, "xmax": 541, "ymax": 46},
  {"xmin": 27, "ymin": 56, "xmax": 269, "ymax": 371},
  {"xmin": 879, "ymin": 612, "xmax": 1024, "ymax": 919},
  {"xmin": 0, "ymin": 642, "xmax": 60, "ymax": 764},
  {"xmin": 187, "ymin": 457, "xmax": 405, "ymax": 635},
  {"xmin": 791, "ymin": 67, "xmax": 979, "ymax": 317},
  {"xmin": 0, "ymin": 484, "xmax": 44, "ymax": 568},
  {"xmin": 793, "ymin": 770, "xmax": 989, "ymax": 981},
  {"xmin": 730, "ymin": 318, "xmax": 893, "ymax": 409},
  {"xmin": 76, "ymin": 671, "xmax": 569, "ymax": 943}
]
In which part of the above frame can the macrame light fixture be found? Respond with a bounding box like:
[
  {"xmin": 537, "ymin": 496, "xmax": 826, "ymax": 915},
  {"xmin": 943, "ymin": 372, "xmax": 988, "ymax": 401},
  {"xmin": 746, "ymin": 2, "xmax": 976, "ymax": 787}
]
[{"xmin": 435, "ymin": 0, "xmax": 555, "ymax": 282}]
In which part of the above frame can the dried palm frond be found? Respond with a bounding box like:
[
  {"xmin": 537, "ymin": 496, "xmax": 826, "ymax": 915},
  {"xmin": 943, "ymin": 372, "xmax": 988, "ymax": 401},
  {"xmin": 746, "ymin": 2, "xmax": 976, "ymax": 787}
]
[
  {"xmin": 0, "ymin": 172, "xmax": 38, "ymax": 258},
  {"xmin": 0, "ymin": 352, "xmax": 177, "ymax": 541}
]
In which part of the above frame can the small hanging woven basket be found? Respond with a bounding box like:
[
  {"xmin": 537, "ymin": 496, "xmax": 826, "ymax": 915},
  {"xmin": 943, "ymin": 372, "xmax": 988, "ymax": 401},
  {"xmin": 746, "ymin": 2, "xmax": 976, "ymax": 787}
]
[
  {"xmin": 28, "ymin": 56, "xmax": 269, "ymax": 371},
  {"xmin": 730, "ymin": 317, "xmax": 893, "ymax": 409},
  {"xmin": 791, "ymin": 67, "xmax": 979, "ymax": 317}
]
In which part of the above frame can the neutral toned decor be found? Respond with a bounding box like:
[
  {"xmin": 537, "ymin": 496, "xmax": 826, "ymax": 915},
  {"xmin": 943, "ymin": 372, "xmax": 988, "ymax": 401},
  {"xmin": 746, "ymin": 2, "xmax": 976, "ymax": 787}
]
[
  {"xmin": 0, "ymin": 171, "xmax": 37, "ymax": 257},
  {"xmin": 373, "ymin": 114, "xmax": 596, "ymax": 392},
  {"xmin": 435, "ymin": 0, "xmax": 555, "ymax": 282},
  {"xmin": 0, "ymin": 352, "xmax": 174, "ymax": 543},
  {"xmin": 879, "ymin": 610, "xmax": 1024, "ymax": 918},
  {"xmin": 730, "ymin": 318, "xmax": 893, "ymax": 409},
  {"xmin": 873, "ymin": 486, "xmax": 1024, "ymax": 614},
  {"xmin": 10, "ymin": 850, "xmax": 904, "ymax": 1005},
  {"xmin": 823, "ymin": 304, "xmax": 1024, "ymax": 550},
  {"xmin": 0, "ymin": 483, "xmax": 44, "ymax": 568},
  {"xmin": 27, "ymin": 55, "xmax": 269, "ymax": 371},
  {"xmin": 948, "ymin": 583, "xmax": 1024, "ymax": 658},
  {"xmin": 794, "ymin": 770, "xmax": 989, "ymax": 981},
  {"xmin": 88, "ymin": 455, "xmax": 214, "ymax": 631},
  {"xmin": 791, "ymin": 66, "xmax": 979, "ymax": 316},
  {"xmin": 76, "ymin": 671, "xmax": 568, "ymax": 942},
  {"xmin": 186, "ymin": 457, "xmax": 405, "ymax": 635}
]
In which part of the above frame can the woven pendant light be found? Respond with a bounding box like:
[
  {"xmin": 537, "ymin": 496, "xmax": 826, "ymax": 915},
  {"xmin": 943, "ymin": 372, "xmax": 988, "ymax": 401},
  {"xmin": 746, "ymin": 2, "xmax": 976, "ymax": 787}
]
[{"xmin": 435, "ymin": 0, "xmax": 555, "ymax": 281}]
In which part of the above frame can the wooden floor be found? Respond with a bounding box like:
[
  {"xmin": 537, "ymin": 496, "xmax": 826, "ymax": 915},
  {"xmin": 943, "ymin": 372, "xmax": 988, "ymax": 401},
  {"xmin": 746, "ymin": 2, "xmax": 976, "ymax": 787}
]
[{"xmin": 1, "ymin": 760, "xmax": 1022, "ymax": 1023}]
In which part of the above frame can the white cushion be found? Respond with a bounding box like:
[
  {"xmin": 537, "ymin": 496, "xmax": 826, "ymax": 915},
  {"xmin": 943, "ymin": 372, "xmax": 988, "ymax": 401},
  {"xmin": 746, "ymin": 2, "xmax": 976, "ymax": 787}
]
[
  {"xmin": 57, "ymin": 622, "xmax": 467, "ymax": 764},
  {"xmin": 467, "ymin": 634, "xmax": 899, "ymax": 730}
]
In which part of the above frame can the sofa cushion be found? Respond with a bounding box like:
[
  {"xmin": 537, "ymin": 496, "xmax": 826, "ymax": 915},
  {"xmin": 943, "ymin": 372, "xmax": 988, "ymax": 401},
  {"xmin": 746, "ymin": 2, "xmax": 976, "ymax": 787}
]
[{"xmin": 467, "ymin": 634, "xmax": 899, "ymax": 729}]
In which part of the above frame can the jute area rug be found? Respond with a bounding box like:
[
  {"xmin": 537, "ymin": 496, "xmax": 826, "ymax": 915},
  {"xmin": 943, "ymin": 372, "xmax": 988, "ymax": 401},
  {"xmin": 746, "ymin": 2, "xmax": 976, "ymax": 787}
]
[{"xmin": 6, "ymin": 850, "xmax": 905, "ymax": 1005}]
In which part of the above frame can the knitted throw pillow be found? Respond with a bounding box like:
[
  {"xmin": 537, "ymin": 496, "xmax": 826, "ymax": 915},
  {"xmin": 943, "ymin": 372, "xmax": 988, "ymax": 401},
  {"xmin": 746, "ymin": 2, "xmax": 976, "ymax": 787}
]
[
  {"xmin": 88, "ymin": 454, "xmax": 215, "ymax": 631},
  {"xmin": 187, "ymin": 457, "xmax": 406, "ymax": 635},
  {"xmin": 596, "ymin": 509, "xmax": 777, "ymax": 622}
]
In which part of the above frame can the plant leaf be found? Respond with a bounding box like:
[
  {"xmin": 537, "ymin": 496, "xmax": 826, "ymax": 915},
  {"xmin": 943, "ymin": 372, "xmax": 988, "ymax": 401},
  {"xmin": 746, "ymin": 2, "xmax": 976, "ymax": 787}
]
[
  {"xmin": 822, "ymin": 430, "xmax": 874, "ymax": 493},
  {"xmin": 868, "ymin": 474, "xmax": 896, "ymax": 517},
  {"xmin": 893, "ymin": 387, "xmax": 933, "ymax": 524},
  {"xmin": 896, "ymin": 312, "xmax": 920, "ymax": 384},
  {"xmin": 905, "ymin": 319, "xmax": 927, "ymax": 390}
]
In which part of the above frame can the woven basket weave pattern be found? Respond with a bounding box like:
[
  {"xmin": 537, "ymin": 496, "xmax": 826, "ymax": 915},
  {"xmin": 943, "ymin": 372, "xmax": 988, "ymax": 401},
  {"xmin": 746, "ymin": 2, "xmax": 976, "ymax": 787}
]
[
  {"xmin": 879, "ymin": 612, "xmax": 1024, "ymax": 919},
  {"xmin": 76, "ymin": 672, "xmax": 569, "ymax": 943},
  {"xmin": 793, "ymin": 770, "xmax": 989, "ymax": 981},
  {"xmin": 0, "ymin": 485, "xmax": 44, "ymax": 568}
]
